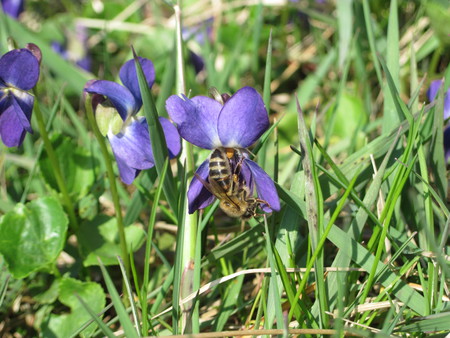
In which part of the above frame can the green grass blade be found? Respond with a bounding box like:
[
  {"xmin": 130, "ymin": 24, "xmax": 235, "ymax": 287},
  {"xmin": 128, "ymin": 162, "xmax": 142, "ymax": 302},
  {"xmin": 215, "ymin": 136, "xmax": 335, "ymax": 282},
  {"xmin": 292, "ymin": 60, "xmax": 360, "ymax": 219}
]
[
  {"xmin": 328, "ymin": 225, "xmax": 426, "ymax": 316},
  {"xmin": 141, "ymin": 158, "xmax": 168, "ymax": 336},
  {"xmin": 382, "ymin": 0, "xmax": 401, "ymax": 132},
  {"xmin": 75, "ymin": 294, "xmax": 116, "ymax": 338},
  {"xmin": 117, "ymin": 256, "xmax": 141, "ymax": 336},
  {"xmin": 132, "ymin": 48, "xmax": 178, "ymax": 217},
  {"xmin": 264, "ymin": 216, "xmax": 285, "ymax": 330},
  {"xmin": 98, "ymin": 258, "xmax": 139, "ymax": 338},
  {"xmin": 336, "ymin": 0, "xmax": 353, "ymax": 70}
]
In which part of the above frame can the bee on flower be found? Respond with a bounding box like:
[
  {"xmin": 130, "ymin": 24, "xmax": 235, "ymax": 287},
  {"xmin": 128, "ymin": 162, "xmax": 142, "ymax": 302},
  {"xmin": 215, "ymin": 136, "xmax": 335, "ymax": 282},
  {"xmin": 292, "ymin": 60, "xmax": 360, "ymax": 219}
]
[{"xmin": 166, "ymin": 86, "xmax": 280, "ymax": 219}]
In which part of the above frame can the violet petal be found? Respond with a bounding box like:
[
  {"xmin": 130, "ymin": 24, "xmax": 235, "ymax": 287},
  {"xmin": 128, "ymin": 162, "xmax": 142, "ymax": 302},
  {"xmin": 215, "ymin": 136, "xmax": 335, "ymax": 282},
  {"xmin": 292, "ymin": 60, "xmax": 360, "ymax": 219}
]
[
  {"xmin": 444, "ymin": 93, "xmax": 450, "ymax": 121},
  {"xmin": 427, "ymin": 79, "xmax": 443, "ymax": 102},
  {"xmin": 445, "ymin": 125, "xmax": 450, "ymax": 163},
  {"xmin": 159, "ymin": 117, "xmax": 181, "ymax": 158},
  {"xmin": 244, "ymin": 159, "xmax": 280, "ymax": 212},
  {"xmin": 0, "ymin": 93, "xmax": 33, "ymax": 132},
  {"xmin": 108, "ymin": 117, "xmax": 155, "ymax": 171},
  {"xmin": 119, "ymin": 57, "xmax": 155, "ymax": 107},
  {"xmin": 166, "ymin": 94, "xmax": 222, "ymax": 149},
  {"xmin": 115, "ymin": 154, "xmax": 141, "ymax": 185},
  {"xmin": 187, "ymin": 159, "xmax": 215, "ymax": 213},
  {"xmin": 85, "ymin": 80, "xmax": 137, "ymax": 120},
  {"xmin": 0, "ymin": 103, "xmax": 28, "ymax": 147},
  {"xmin": 1, "ymin": 0, "xmax": 24, "ymax": 18},
  {"xmin": 0, "ymin": 49, "xmax": 39, "ymax": 90},
  {"xmin": 218, "ymin": 86, "xmax": 269, "ymax": 148}
]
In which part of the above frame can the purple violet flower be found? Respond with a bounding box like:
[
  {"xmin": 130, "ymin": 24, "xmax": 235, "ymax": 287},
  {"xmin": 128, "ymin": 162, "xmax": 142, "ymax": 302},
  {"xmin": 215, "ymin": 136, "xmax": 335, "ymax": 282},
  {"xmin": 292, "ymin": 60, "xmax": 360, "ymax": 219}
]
[
  {"xmin": 1, "ymin": 0, "xmax": 24, "ymax": 19},
  {"xmin": 85, "ymin": 57, "xmax": 181, "ymax": 184},
  {"xmin": 0, "ymin": 44, "xmax": 41, "ymax": 147},
  {"xmin": 51, "ymin": 24, "xmax": 91, "ymax": 72},
  {"xmin": 427, "ymin": 79, "xmax": 450, "ymax": 120},
  {"xmin": 166, "ymin": 86, "xmax": 280, "ymax": 214},
  {"xmin": 427, "ymin": 79, "xmax": 450, "ymax": 162}
]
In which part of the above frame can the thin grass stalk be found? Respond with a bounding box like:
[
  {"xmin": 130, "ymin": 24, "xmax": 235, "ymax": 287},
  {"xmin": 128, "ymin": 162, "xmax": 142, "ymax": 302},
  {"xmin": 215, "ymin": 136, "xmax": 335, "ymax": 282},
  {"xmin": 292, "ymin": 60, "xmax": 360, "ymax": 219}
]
[
  {"xmin": 84, "ymin": 95, "xmax": 130, "ymax": 283},
  {"xmin": 172, "ymin": 1, "xmax": 199, "ymax": 333},
  {"xmin": 141, "ymin": 159, "xmax": 168, "ymax": 336},
  {"xmin": 288, "ymin": 166, "xmax": 361, "ymax": 322},
  {"xmin": 21, "ymin": 88, "xmax": 63, "ymax": 204},
  {"xmin": 32, "ymin": 94, "xmax": 79, "ymax": 231}
]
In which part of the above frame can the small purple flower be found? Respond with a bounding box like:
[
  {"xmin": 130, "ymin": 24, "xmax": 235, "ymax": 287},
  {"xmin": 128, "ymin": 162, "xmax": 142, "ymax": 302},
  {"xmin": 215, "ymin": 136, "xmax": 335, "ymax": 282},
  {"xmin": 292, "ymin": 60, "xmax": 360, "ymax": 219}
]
[
  {"xmin": 1, "ymin": 0, "xmax": 24, "ymax": 19},
  {"xmin": 51, "ymin": 24, "xmax": 91, "ymax": 72},
  {"xmin": 427, "ymin": 79, "xmax": 450, "ymax": 162},
  {"xmin": 427, "ymin": 79, "xmax": 450, "ymax": 120},
  {"xmin": 0, "ymin": 44, "xmax": 41, "ymax": 147},
  {"xmin": 85, "ymin": 57, "xmax": 181, "ymax": 184},
  {"xmin": 166, "ymin": 86, "xmax": 280, "ymax": 214}
]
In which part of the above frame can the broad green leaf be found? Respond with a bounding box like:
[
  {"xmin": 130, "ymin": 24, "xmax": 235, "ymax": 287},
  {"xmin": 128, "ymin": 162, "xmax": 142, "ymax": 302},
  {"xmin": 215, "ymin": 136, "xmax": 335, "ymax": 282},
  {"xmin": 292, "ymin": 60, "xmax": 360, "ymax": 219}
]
[
  {"xmin": 0, "ymin": 197, "xmax": 68, "ymax": 279},
  {"xmin": 77, "ymin": 215, "xmax": 146, "ymax": 266},
  {"xmin": 329, "ymin": 92, "xmax": 366, "ymax": 142},
  {"xmin": 41, "ymin": 277, "xmax": 105, "ymax": 337},
  {"xmin": 39, "ymin": 134, "xmax": 96, "ymax": 200}
]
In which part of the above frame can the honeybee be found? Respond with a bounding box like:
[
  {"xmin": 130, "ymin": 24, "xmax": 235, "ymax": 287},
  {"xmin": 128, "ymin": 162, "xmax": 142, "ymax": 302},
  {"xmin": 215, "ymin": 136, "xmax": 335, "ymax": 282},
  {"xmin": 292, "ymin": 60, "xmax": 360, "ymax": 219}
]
[{"xmin": 196, "ymin": 147, "xmax": 270, "ymax": 220}]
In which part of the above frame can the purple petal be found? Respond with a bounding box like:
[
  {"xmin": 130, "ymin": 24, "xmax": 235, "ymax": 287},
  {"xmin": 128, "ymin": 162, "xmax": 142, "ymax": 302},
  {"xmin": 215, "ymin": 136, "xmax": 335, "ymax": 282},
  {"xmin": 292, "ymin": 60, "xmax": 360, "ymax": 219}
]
[
  {"xmin": 119, "ymin": 57, "xmax": 155, "ymax": 107},
  {"xmin": 159, "ymin": 117, "xmax": 181, "ymax": 158},
  {"xmin": 108, "ymin": 117, "xmax": 155, "ymax": 172},
  {"xmin": 217, "ymin": 87, "xmax": 269, "ymax": 148},
  {"xmin": 85, "ymin": 80, "xmax": 137, "ymax": 120},
  {"xmin": 444, "ymin": 93, "xmax": 450, "ymax": 121},
  {"xmin": 244, "ymin": 159, "xmax": 280, "ymax": 212},
  {"xmin": 445, "ymin": 125, "xmax": 450, "ymax": 163},
  {"xmin": 1, "ymin": 0, "xmax": 24, "ymax": 19},
  {"xmin": 0, "ymin": 102, "xmax": 30, "ymax": 147},
  {"xmin": 115, "ymin": 154, "xmax": 141, "ymax": 185},
  {"xmin": 0, "ymin": 48, "xmax": 39, "ymax": 90},
  {"xmin": 0, "ymin": 93, "xmax": 33, "ymax": 132},
  {"xmin": 166, "ymin": 94, "xmax": 222, "ymax": 149},
  {"xmin": 427, "ymin": 80, "xmax": 443, "ymax": 102},
  {"xmin": 187, "ymin": 159, "xmax": 216, "ymax": 213}
]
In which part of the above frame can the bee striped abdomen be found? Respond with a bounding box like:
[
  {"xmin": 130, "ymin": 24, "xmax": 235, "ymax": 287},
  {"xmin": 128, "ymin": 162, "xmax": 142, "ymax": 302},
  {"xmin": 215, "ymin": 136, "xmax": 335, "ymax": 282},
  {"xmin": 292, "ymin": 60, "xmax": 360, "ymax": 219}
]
[{"xmin": 209, "ymin": 148, "xmax": 232, "ymax": 193}]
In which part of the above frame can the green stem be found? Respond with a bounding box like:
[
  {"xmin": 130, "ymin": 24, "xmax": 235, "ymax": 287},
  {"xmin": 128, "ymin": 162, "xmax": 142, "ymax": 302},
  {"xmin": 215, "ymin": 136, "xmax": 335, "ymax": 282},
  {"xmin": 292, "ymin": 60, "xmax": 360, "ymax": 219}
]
[
  {"xmin": 32, "ymin": 97, "xmax": 79, "ymax": 231},
  {"xmin": 84, "ymin": 96, "xmax": 130, "ymax": 277},
  {"xmin": 174, "ymin": 2, "xmax": 199, "ymax": 333}
]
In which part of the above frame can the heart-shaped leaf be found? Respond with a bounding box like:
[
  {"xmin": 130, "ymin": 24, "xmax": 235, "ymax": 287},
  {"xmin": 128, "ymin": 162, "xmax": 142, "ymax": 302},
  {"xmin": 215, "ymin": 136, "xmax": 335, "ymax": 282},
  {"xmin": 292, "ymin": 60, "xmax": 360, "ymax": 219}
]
[
  {"xmin": 41, "ymin": 277, "xmax": 106, "ymax": 337},
  {"xmin": 0, "ymin": 197, "xmax": 68, "ymax": 279}
]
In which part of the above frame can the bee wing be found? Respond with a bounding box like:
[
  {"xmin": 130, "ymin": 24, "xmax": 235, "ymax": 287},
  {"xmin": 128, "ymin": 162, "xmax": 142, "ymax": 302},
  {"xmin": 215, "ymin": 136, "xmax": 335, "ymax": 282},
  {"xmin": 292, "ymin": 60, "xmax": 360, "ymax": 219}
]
[{"xmin": 194, "ymin": 173, "xmax": 241, "ymax": 210}]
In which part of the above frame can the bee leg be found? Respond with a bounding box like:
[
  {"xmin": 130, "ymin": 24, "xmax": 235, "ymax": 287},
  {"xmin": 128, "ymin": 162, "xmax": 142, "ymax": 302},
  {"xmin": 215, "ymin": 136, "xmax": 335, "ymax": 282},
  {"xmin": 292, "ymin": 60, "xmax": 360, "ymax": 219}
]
[{"xmin": 255, "ymin": 198, "xmax": 272, "ymax": 210}]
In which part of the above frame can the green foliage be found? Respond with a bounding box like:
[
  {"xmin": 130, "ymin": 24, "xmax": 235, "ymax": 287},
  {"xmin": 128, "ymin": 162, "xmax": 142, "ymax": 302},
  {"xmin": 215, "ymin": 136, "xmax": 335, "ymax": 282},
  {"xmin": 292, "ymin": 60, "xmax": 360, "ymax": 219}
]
[
  {"xmin": 77, "ymin": 215, "xmax": 146, "ymax": 266},
  {"xmin": 0, "ymin": 197, "xmax": 68, "ymax": 278},
  {"xmin": 41, "ymin": 277, "xmax": 105, "ymax": 337},
  {"xmin": 39, "ymin": 134, "xmax": 96, "ymax": 199},
  {"xmin": 1, "ymin": 0, "xmax": 450, "ymax": 336}
]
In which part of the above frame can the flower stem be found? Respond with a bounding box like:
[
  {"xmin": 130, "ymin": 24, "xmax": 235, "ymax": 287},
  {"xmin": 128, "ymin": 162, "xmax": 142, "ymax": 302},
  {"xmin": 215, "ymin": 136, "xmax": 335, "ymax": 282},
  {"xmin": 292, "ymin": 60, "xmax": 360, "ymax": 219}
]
[
  {"xmin": 173, "ymin": 2, "xmax": 199, "ymax": 334},
  {"xmin": 32, "ymin": 97, "xmax": 79, "ymax": 231},
  {"xmin": 84, "ymin": 96, "xmax": 130, "ymax": 278}
]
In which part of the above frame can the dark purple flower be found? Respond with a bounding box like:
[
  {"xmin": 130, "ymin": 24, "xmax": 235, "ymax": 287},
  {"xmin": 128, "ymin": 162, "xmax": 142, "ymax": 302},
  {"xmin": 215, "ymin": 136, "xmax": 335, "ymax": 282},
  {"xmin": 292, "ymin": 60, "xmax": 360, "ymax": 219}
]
[
  {"xmin": 51, "ymin": 24, "xmax": 91, "ymax": 72},
  {"xmin": 1, "ymin": 0, "xmax": 24, "ymax": 19},
  {"xmin": 166, "ymin": 86, "xmax": 280, "ymax": 214},
  {"xmin": 85, "ymin": 57, "xmax": 181, "ymax": 184},
  {"xmin": 182, "ymin": 18, "xmax": 213, "ymax": 74},
  {"xmin": 427, "ymin": 79, "xmax": 450, "ymax": 120},
  {"xmin": 0, "ymin": 45, "xmax": 40, "ymax": 147},
  {"xmin": 428, "ymin": 79, "xmax": 450, "ymax": 162}
]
